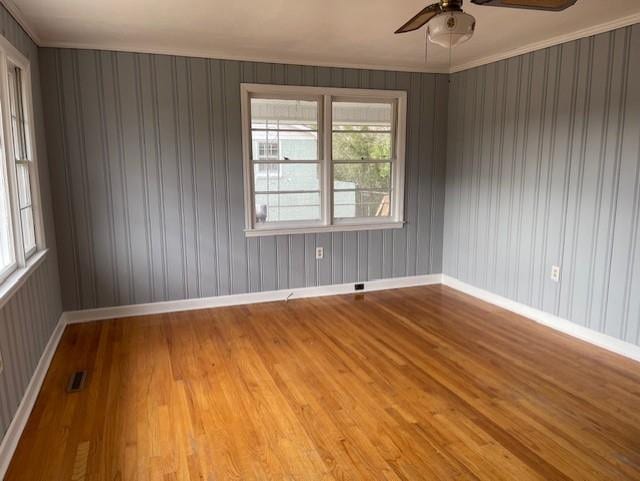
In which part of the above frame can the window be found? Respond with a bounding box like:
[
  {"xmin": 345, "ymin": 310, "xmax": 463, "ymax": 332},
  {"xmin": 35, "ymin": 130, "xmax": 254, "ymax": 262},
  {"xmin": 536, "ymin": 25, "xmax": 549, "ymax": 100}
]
[
  {"xmin": 255, "ymin": 141, "xmax": 281, "ymax": 178},
  {"xmin": 241, "ymin": 84, "xmax": 406, "ymax": 236},
  {"xmin": 0, "ymin": 36, "xmax": 44, "ymax": 289},
  {"xmin": 257, "ymin": 141, "xmax": 279, "ymax": 160},
  {"xmin": 8, "ymin": 66, "xmax": 36, "ymax": 258}
]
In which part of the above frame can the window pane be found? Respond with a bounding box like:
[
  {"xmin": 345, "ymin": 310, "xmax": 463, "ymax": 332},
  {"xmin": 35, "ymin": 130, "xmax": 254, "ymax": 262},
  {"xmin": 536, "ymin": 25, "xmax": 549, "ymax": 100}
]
[
  {"xmin": 20, "ymin": 206, "xmax": 36, "ymax": 255},
  {"xmin": 251, "ymin": 130, "xmax": 318, "ymax": 161},
  {"xmin": 11, "ymin": 117, "xmax": 24, "ymax": 160},
  {"xmin": 334, "ymin": 162, "xmax": 391, "ymax": 190},
  {"xmin": 254, "ymin": 163, "xmax": 320, "ymax": 193},
  {"xmin": 251, "ymin": 98, "xmax": 318, "ymax": 161},
  {"xmin": 16, "ymin": 162, "xmax": 31, "ymax": 208},
  {"xmin": 0, "ymin": 163, "xmax": 15, "ymax": 272},
  {"xmin": 7, "ymin": 67, "xmax": 17, "ymax": 117},
  {"xmin": 8, "ymin": 66, "xmax": 28, "ymax": 161},
  {"xmin": 334, "ymin": 162, "xmax": 391, "ymax": 219},
  {"xmin": 332, "ymin": 131, "xmax": 391, "ymax": 161},
  {"xmin": 332, "ymin": 101, "xmax": 393, "ymax": 161},
  {"xmin": 255, "ymin": 192, "xmax": 321, "ymax": 223},
  {"xmin": 251, "ymin": 98, "xmax": 317, "ymax": 130},
  {"xmin": 332, "ymin": 101, "xmax": 392, "ymax": 131}
]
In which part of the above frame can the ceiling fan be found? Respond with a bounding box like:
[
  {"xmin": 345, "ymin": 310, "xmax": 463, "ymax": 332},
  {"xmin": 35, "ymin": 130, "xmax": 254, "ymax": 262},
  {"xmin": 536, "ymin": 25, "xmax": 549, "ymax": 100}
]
[{"xmin": 395, "ymin": 0, "xmax": 578, "ymax": 48}]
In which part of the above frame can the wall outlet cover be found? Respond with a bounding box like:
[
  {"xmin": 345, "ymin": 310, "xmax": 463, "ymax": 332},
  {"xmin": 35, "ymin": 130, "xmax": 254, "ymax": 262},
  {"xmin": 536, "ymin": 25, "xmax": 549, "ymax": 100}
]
[
  {"xmin": 551, "ymin": 265, "xmax": 561, "ymax": 283},
  {"xmin": 315, "ymin": 247, "xmax": 324, "ymax": 260}
]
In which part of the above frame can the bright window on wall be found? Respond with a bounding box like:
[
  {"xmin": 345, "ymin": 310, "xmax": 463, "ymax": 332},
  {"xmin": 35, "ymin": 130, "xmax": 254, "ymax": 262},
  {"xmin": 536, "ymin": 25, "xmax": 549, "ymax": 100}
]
[
  {"xmin": 0, "ymin": 35, "xmax": 45, "ymax": 290},
  {"xmin": 241, "ymin": 84, "xmax": 406, "ymax": 236}
]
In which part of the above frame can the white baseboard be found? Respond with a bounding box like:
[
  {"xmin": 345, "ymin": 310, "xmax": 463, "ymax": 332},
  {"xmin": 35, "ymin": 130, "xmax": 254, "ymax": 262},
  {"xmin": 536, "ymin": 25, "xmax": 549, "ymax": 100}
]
[
  {"xmin": 0, "ymin": 313, "xmax": 66, "ymax": 479},
  {"xmin": 442, "ymin": 275, "xmax": 640, "ymax": 363},
  {"xmin": 63, "ymin": 274, "xmax": 444, "ymax": 324}
]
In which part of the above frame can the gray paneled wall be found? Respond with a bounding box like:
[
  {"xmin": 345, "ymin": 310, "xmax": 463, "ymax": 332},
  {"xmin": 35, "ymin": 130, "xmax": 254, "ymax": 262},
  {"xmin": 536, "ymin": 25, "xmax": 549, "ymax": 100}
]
[
  {"xmin": 40, "ymin": 49, "xmax": 449, "ymax": 311},
  {"xmin": 0, "ymin": 6, "xmax": 63, "ymax": 441},
  {"xmin": 444, "ymin": 24, "xmax": 640, "ymax": 346}
]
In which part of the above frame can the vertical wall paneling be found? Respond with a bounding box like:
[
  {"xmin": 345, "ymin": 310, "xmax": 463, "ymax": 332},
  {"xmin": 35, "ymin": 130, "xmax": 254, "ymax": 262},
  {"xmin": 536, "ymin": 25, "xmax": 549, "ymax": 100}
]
[
  {"xmin": 444, "ymin": 24, "xmax": 640, "ymax": 347},
  {"xmin": 42, "ymin": 50, "xmax": 449, "ymax": 310}
]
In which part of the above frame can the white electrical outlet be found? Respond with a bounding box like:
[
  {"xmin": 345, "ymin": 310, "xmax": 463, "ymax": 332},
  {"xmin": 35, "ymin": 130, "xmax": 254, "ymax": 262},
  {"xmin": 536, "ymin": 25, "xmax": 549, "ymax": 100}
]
[
  {"xmin": 315, "ymin": 247, "xmax": 324, "ymax": 260},
  {"xmin": 551, "ymin": 265, "xmax": 561, "ymax": 283}
]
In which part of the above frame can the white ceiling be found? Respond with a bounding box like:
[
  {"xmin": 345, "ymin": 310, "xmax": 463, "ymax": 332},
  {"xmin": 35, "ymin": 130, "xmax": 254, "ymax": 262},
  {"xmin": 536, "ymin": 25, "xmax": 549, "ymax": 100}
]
[{"xmin": 5, "ymin": 0, "xmax": 640, "ymax": 73}]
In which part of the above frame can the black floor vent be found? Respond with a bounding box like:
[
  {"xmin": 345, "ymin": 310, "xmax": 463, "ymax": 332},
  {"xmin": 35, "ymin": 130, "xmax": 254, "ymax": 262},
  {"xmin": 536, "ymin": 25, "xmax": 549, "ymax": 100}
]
[{"xmin": 67, "ymin": 370, "xmax": 87, "ymax": 393}]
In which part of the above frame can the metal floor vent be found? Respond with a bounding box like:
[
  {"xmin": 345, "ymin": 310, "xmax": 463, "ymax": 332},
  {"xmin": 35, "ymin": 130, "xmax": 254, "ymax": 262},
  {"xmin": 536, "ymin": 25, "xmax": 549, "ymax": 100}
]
[{"xmin": 67, "ymin": 370, "xmax": 87, "ymax": 393}]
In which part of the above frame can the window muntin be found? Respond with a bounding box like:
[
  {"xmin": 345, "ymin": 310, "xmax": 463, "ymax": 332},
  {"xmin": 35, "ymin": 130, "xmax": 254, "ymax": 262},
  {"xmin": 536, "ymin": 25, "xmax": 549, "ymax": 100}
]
[{"xmin": 242, "ymin": 84, "xmax": 405, "ymax": 235}]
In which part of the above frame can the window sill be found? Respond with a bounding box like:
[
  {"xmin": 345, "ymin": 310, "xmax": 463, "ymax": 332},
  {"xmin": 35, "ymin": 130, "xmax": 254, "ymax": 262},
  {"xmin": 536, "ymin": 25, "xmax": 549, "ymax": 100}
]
[
  {"xmin": 0, "ymin": 249, "xmax": 48, "ymax": 310},
  {"xmin": 245, "ymin": 221, "xmax": 405, "ymax": 237}
]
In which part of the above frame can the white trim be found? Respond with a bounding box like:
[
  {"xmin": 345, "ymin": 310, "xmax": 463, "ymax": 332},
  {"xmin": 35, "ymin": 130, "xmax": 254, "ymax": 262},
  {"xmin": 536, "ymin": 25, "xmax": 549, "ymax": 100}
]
[
  {"xmin": 64, "ymin": 274, "xmax": 443, "ymax": 324},
  {"xmin": 0, "ymin": 312, "xmax": 65, "ymax": 480},
  {"xmin": 322, "ymin": 94, "xmax": 332, "ymax": 226},
  {"xmin": 240, "ymin": 84, "xmax": 409, "ymax": 100},
  {"xmin": 0, "ymin": 0, "xmax": 42, "ymax": 45},
  {"xmin": 451, "ymin": 12, "xmax": 640, "ymax": 73},
  {"xmin": 244, "ymin": 220, "xmax": 404, "ymax": 237},
  {"xmin": 394, "ymin": 94, "xmax": 407, "ymax": 219},
  {"xmin": 442, "ymin": 275, "xmax": 640, "ymax": 363},
  {"xmin": 39, "ymin": 41, "xmax": 450, "ymax": 74},
  {"xmin": 0, "ymin": 248, "xmax": 47, "ymax": 310}
]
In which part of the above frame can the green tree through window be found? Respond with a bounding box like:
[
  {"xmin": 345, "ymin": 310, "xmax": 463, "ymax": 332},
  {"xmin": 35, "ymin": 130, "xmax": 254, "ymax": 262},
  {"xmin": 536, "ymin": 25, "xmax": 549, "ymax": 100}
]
[
  {"xmin": 333, "ymin": 129, "xmax": 391, "ymax": 190},
  {"xmin": 333, "ymin": 128, "xmax": 392, "ymax": 217}
]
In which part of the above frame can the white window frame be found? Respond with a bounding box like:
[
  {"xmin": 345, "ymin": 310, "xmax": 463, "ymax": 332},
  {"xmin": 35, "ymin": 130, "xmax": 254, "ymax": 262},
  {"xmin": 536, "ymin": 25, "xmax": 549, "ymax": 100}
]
[
  {"xmin": 241, "ymin": 83, "xmax": 407, "ymax": 237},
  {"xmin": 0, "ymin": 33, "xmax": 47, "ymax": 306}
]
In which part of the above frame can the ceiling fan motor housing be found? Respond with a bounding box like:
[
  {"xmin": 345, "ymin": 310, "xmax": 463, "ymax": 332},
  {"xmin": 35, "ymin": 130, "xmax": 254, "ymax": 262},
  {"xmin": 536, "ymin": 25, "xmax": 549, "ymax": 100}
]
[
  {"xmin": 427, "ymin": 10, "xmax": 476, "ymax": 48},
  {"xmin": 440, "ymin": 0, "xmax": 464, "ymax": 11}
]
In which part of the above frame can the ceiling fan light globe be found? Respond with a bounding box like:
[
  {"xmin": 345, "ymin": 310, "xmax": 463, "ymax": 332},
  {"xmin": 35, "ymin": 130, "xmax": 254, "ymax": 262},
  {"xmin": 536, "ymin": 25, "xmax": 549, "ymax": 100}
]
[{"xmin": 427, "ymin": 11, "xmax": 476, "ymax": 48}]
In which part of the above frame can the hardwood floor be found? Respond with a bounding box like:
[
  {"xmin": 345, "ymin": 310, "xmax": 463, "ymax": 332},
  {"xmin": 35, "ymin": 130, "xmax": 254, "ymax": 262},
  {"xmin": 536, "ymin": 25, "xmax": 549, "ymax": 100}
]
[{"xmin": 6, "ymin": 285, "xmax": 640, "ymax": 480}]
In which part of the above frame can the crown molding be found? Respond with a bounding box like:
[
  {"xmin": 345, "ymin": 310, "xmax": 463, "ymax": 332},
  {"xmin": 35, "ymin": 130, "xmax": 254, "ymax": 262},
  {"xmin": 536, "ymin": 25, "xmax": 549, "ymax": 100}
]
[
  {"xmin": 38, "ymin": 40, "xmax": 451, "ymax": 74},
  {"xmin": 451, "ymin": 11, "xmax": 640, "ymax": 73},
  {"xmin": 0, "ymin": 0, "xmax": 41, "ymax": 45}
]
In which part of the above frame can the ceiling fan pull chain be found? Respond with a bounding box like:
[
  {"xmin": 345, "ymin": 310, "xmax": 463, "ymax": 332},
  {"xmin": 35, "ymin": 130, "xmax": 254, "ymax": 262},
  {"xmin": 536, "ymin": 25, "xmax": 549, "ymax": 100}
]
[
  {"xmin": 449, "ymin": 25, "xmax": 453, "ymax": 70},
  {"xmin": 424, "ymin": 28, "xmax": 429, "ymax": 67}
]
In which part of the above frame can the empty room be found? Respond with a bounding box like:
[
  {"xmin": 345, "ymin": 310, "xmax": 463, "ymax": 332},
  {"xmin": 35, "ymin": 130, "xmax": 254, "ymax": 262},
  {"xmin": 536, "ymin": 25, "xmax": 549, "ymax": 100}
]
[{"xmin": 0, "ymin": 0, "xmax": 639, "ymax": 479}]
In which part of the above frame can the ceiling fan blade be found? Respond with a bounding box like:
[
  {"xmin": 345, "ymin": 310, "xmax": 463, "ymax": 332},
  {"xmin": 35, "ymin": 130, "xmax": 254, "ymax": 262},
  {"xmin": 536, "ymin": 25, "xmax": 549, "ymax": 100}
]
[
  {"xmin": 470, "ymin": 0, "xmax": 577, "ymax": 11},
  {"xmin": 395, "ymin": 3, "xmax": 442, "ymax": 34}
]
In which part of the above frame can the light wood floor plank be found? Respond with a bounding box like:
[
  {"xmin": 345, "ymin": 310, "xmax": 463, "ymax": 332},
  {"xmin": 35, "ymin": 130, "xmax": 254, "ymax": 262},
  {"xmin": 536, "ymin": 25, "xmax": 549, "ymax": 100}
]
[{"xmin": 5, "ymin": 285, "xmax": 640, "ymax": 480}]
